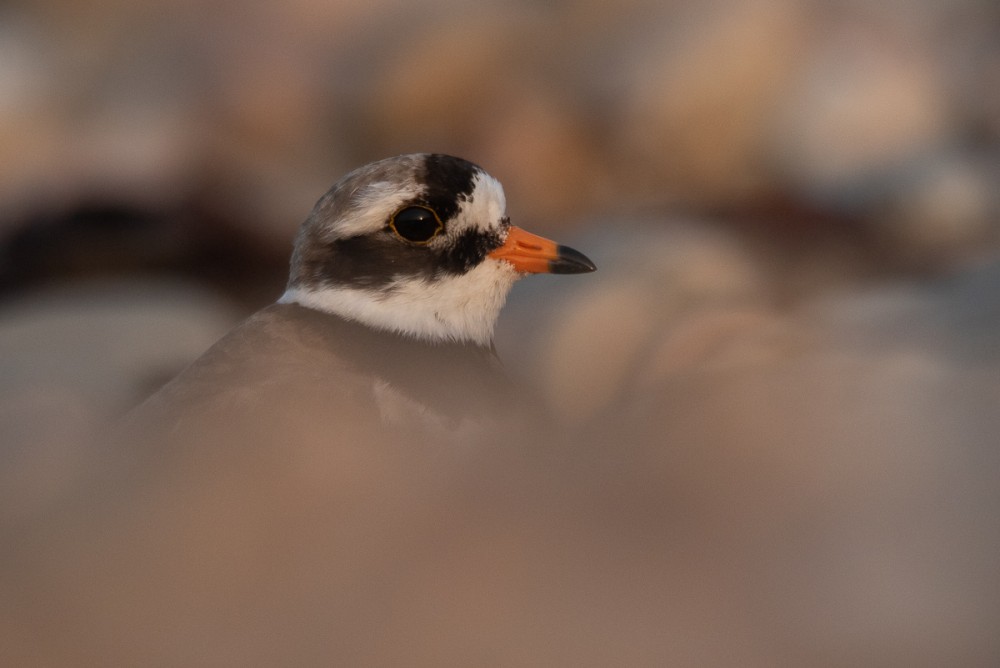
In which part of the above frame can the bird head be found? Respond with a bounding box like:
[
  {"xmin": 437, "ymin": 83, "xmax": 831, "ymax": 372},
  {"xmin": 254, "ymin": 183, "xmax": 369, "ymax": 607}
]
[{"xmin": 280, "ymin": 154, "xmax": 595, "ymax": 345}]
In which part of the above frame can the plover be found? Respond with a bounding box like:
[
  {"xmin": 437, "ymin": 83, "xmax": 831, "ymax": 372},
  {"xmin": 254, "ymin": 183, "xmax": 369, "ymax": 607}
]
[
  {"xmin": 4, "ymin": 154, "xmax": 598, "ymax": 665},
  {"xmin": 124, "ymin": 153, "xmax": 595, "ymax": 442}
]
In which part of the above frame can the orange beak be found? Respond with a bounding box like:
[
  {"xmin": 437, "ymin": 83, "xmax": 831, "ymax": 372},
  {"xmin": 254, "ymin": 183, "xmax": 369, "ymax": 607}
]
[{"xmin": 488, "ymin": 226, "xmax": 596, "ymax": 274}]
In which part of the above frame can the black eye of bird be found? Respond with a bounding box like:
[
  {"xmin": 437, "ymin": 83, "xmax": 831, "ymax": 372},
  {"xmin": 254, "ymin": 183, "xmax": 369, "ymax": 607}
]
[{"xmin": 390, "ymin": 206, "xmax": 443, "ymax": 243}]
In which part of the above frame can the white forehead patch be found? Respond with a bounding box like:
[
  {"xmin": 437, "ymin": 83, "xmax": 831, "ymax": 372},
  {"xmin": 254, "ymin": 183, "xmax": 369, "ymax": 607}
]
[{"xmin": 458, "ymin": 170, "xmax": 507, "ymax": 234}]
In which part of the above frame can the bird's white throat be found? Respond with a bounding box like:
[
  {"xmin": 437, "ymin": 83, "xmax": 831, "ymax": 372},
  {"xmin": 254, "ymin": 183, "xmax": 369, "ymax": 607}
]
[{"xmin": 279, "ymin": 257, "xmax": 519, "ymax": 346}]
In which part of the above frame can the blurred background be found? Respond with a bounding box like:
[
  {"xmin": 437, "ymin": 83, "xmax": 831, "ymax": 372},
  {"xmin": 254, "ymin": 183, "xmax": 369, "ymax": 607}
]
[{"xmin": 2, "ymin": 0, "xmax": 1000, "ymax": 665}]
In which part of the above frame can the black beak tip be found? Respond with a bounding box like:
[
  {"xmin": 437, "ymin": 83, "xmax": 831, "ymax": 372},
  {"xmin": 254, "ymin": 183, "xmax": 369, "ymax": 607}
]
[{"xmin": 551, "ymin": 245, "xmax": 597, "ymax": 274}]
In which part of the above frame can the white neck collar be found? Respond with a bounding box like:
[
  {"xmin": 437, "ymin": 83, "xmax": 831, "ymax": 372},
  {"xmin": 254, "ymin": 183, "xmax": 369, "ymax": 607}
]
[{"xmin": 278, "ymin": 258, "xmax": 519, "ymax": 346}]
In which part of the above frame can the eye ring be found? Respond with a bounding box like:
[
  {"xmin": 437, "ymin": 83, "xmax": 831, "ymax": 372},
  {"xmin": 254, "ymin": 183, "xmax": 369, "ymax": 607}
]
[{"xmin": 389, "ymin": 205, "xmax": 443, "ymax": 244}]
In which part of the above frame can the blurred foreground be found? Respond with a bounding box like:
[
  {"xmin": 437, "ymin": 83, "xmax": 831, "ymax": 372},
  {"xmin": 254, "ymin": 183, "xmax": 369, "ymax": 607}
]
[{"xmin": 3, "ymin": 233, "xmax": 999, "ymax": 666}]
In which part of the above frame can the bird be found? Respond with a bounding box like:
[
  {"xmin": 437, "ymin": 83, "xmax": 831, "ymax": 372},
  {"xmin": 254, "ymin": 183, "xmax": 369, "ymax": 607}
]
[
  {"xmin": 1, "ymin": 154, "xmax": 601, "ymax": 666},
  {"xmin": 119, "ymin": 153, "xmax": 596, "ymax": 446}
]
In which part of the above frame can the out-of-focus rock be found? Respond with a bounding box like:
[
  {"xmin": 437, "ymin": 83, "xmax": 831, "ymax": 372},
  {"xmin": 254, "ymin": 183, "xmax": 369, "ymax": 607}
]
[
  {"xmin": 877, "ymin": 153, "xmax": 999, "ymax": 266},
  {"xmin": 520, "ymin": 220, "xmax": 772, "ymax": 423},
  {"xmin": 768, "ymin": 18, "xmax": 952, "ymax": 206},
  {"xmin": 0, "ymin": 280, "xmax": 239, "ymax": 523},
  {"xmin": 615, "ymin": 0, "xmax": 810, "ymax": 206},
  {"xmin": 360, "ymin": 7, "xmax": 538, "ymax": 155}
]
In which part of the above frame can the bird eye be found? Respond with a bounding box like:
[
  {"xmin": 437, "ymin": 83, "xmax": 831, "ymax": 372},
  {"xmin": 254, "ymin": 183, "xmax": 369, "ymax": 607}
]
[{"xmin": 390, "ymin": 206, "xmax": 443, "ymax": 243}]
